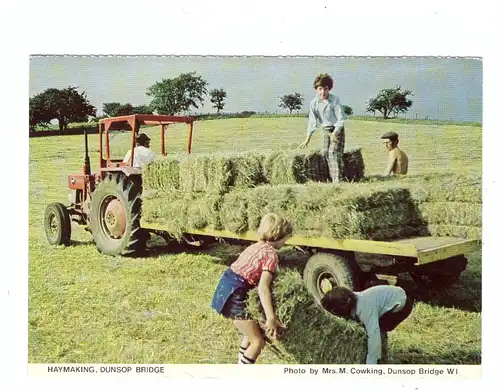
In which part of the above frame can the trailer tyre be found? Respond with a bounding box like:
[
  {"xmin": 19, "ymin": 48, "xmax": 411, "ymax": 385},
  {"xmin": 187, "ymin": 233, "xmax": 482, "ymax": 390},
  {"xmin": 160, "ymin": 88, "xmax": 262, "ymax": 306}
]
[
  {"xmin": 410, "ymin": 255, "xmax": 468, "ymax": 289},
  {"xmin": 44, "ymin": 202, "xmax": 71, "ymax": 246},
  {"xmin": 303, "ymin": 252, "xmax": 361, "ymax": 303},
  {"xmin": 89, "ymin": 173, "xmax": 146, "ymax": 256}
]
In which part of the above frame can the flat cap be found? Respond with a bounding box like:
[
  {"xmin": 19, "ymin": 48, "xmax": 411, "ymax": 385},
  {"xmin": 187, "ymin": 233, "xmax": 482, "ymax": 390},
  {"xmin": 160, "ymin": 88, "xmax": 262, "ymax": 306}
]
[{"xmin": 381, "ymin": 131, "xmax": 399, "ymax": 140}]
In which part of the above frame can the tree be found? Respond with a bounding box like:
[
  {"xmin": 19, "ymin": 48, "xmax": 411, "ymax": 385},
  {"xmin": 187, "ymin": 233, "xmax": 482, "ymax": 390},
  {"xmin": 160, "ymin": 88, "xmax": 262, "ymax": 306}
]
[
  {"xmin": 209, "ymin": 88, "xmax": 227, "ymax": 113},
  {"xmin": 366, "ymin": 86, "xmax": 413, "ymax": 119},
  {"xmin": 29, "ymin": 94, "xmax": 52, "ymax": 131},
  {"xmin": 103, "ymin": 102, "xmax": 153, "ymax": 117},
  {"xmin": 342, "ymin": 105, "xmax": 353, "ymax": 116},
  {"xmin": 278, "ymin": 93, "xmax": 304, "ymax": 114},
  {"xmin": 102, "ymin": 102, "xmax": 122, "ymax": 117},
  {"xmin": 146, "ymin": 72, "xmax": 208, "ymax": 115},
  {"xmin": 29, "ymin": 86, "xmax": 96, "ymax": 132},
  {"xmin": 132, "ymin": 105, "xmax": 153, "ymax": 115}
]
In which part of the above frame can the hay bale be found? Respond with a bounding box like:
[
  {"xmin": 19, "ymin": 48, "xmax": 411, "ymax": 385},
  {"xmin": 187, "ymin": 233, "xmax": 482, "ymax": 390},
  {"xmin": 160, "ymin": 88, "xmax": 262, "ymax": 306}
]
[
  {"xmin": 142, "ymin": 157, "xmax": 181, "ymax": 192},
  {"xmin": 418, "ymin": 202, "xmax": 482, "ymax": 227},
  {"xmin": 343, "ymin": 148, "xmax": 365, "ymax": 182},
  {"xmin": 228, "ymin": 152, "xmax": 267, "ymax": 189},
  {"xmin": 141, "ymin": 194, "xmax": 188, "ymax": 239},
  {"xmin": 400, "ymin": 174, "xmax": 482, "ymax": 204},
  {"xmin": 219, "ymin": 190, "xmax": 250, "ymax": 233},
  {"xmin": 142, "ymin": 192, "xmax": 223, "ymax": 239},
  {"xmin": 246, "ymin": 269, "xmax": 367, "ymax": 364},
  {"xmin": 246, "ymin": 185, "xmax": 302, "ymax": 230},
  {"xmin": 427, "ymin": 224, "xmax": 482, "ymax": 240},
  {"xmin": 184, "ymin": 195, "xmax": 223, "ymax": 231},
  {"xmin": 261, "ymin": 150, "xmax": 306, "ymax": 185},
  {"xmin": 178, "ymin": 155, "xmax": 233, "ymax": 194}
]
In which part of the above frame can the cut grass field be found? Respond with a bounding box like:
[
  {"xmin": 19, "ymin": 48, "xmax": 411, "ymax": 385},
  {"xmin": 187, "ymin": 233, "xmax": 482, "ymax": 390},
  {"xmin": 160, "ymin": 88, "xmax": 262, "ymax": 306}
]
[{"xmin": 29, "ymin": 117, "xmax": 482, "ymax": 364}]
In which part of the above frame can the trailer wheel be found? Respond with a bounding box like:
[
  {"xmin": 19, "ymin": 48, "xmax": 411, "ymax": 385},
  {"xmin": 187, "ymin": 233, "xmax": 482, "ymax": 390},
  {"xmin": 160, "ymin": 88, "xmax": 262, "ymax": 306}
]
[
  {"xmin": 89, "ymin": 173, "xmax": 146, "ymax": 256},
  {"xmin": 410, "ymin": 255, "xmax": 468, "ymax": 289},
  {"xmin": 44, "ymin": 202, "xmax": 71, "ymax": 246},
  {"xmin": 303, "ymin": 252, "xmax": 361, "ymax": 303}
]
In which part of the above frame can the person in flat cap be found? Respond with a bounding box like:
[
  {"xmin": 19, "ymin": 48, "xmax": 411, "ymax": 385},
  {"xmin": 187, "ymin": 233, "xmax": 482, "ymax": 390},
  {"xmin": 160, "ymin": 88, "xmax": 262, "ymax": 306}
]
[
  {"xmin": 381, "ymin": 132, "xmax": 408, "ymax": 176},
  {"xmin": 123, "ymin": 132, "xmax": 156, "ymax": 169}
]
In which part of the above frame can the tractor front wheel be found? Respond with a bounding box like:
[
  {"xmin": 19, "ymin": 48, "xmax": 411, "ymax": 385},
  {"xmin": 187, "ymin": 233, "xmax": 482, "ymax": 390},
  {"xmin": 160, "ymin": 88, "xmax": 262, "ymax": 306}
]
[
  {"xmin": 44, "ymin": 202, "xmax": 71, "ymax": 246},
  {"xmin": 89, "ymin": 174, "xmax": 146, "ymax": 256}
]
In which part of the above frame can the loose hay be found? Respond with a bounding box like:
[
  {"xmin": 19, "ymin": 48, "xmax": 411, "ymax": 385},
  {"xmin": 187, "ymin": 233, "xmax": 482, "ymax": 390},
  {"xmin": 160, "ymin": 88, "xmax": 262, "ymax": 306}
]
[{"xmin": 246, "ymin": 269, "xmax": 367, "ymax": 364}]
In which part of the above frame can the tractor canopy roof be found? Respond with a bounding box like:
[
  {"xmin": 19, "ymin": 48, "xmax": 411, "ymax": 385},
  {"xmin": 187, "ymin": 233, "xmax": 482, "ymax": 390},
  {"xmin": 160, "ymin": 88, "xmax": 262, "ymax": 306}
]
[{"xmin": 99, "ymin": 114, "xmax": 195, "ymax": 131}]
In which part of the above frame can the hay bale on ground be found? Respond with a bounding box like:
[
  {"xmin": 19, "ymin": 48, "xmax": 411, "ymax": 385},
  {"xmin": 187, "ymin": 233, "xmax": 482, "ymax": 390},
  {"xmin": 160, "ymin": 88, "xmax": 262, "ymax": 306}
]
[{"xmin": 246, "ymin": 269, "xmax": 367, "ymax": 364}]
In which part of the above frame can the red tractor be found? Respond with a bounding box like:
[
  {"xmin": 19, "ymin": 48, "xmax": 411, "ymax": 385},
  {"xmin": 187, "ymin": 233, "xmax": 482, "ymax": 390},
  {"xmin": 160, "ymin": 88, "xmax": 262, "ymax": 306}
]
[{"xmin": 43, "ymin": 114, "xmax": 195, "ymax": 256}]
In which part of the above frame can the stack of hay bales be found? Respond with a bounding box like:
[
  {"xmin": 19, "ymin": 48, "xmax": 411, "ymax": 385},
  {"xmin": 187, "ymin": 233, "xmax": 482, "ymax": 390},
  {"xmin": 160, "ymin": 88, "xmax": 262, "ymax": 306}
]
[
  {"xmin": 246, "ymin": 269, "xmax": 367, "ymax": 364},
  {"xmin": 142, "ymin": 149, "xmax": 481, "ymax": 242},
  {"xmin": 218, "ymin": 182, "xmax": 425, "ymax": 240},
  {"xmin": 143, "ymin": 148, "xmax": 366, "ymax": 194},
  {"xmin": 405, "ymin": 174, "xmax": 481, "ymax": 240},
  {"xmin": 363, "ymin": 174, "xmax": 482, "ymax": 240}
]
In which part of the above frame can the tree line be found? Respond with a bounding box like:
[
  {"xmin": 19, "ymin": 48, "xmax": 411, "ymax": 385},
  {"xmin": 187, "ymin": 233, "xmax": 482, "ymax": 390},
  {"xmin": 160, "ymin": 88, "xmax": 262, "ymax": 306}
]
[{"xmin": 29, "ymin": 71, "xmax": 413, "ymax": 132}]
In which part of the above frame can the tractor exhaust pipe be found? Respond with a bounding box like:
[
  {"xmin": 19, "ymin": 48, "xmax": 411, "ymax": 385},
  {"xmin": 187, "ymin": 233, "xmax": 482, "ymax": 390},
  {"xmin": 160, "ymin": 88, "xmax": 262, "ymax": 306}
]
[{"xmin": 83, "ymin": 128, "xmax": 91, "ymax": 175}]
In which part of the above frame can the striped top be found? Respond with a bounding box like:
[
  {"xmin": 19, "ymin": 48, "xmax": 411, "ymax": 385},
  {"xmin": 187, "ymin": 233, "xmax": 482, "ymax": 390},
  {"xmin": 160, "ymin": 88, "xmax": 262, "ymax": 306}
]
[{"xmin": 231, "ymin": 241, "xmax": 279, "ymax": 286}]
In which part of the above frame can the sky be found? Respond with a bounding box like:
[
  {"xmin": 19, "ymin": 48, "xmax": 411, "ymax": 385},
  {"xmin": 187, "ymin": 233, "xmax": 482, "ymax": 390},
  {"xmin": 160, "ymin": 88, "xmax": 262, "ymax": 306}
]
[
  {"xmin": 29, "ymin": 56, "xmax": 482, "ymax": 122},
  {"xmin": 30, "ymin": 56, "xmax": 482, "ymax": 121}
]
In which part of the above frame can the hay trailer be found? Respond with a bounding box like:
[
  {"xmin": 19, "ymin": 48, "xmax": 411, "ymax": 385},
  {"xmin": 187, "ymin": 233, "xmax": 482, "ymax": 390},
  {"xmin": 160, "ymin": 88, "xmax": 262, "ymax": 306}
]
[{"xmin": 44, "ymin": 114, "xmax": 480, "ymax": 295}]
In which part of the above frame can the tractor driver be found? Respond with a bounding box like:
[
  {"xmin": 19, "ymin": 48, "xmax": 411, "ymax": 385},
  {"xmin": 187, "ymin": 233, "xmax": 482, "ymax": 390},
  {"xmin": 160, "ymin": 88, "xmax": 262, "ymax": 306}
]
[{"xmin": 123, "ymin": 133, "xmax": 156, "ymax": 169}]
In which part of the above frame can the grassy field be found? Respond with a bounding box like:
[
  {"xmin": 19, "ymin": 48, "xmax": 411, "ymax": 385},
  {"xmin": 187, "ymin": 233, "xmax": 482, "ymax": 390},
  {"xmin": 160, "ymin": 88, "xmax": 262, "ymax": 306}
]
[{"xmin": 29, "ymin": 117, "xmax": 482, "ymax": 364}]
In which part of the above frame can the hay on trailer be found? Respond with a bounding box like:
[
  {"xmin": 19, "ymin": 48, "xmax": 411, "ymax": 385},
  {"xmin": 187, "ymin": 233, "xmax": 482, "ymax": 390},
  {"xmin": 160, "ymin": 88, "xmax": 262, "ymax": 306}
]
[
  {"xmin": 142, "ymin": 157, "xmax": 181, "ymax": 192},
  {"xmin": 217, "ymin": 190, "xmax": 250, "ymax": 234},
  {"xmin": 426, "ymin": 224, "xmax": 482, "ymax": 240},
  {"xmin": 178, "ymin": 155, "xmax": 233, "ymax": 194},
  {"xmin": 418, "ymin": 202, "xmax": 482, "ymax": 227},
  {"xmin": 228, "ymin": 152, "xmax": 266, "ymax": 189},
  {"xmin": 217, "ymin": 182, "xmax": 426, "ymax": 241},
  {"xmin": 343, "ymin": 148, "xmax": 365, "ymax": 182},
  {"xmin": 141, "ymin": 192, "xmax": 223, "ymax": 239},
  {"xmin": 142, "ymin": 148, "xmax": 366, "ymax": 196},
  {"xmin": 245, "ymin": 269, "xmax": 367, "ymax": 364}
]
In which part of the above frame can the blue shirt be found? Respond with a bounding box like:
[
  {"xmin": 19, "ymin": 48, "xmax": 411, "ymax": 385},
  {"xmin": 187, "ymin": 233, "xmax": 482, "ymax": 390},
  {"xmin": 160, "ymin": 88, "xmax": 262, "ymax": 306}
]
[
  {"xmin": 307, "ymin": 93, "xmax": 346, "ymax": 137},
  {"xmin": 353, "ymin": 285, "xmax": 407, "ymax": 364}
]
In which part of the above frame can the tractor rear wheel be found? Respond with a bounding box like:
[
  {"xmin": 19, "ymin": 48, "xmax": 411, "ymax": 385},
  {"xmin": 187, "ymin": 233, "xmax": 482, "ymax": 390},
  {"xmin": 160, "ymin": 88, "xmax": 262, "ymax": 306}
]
[
  {"xmin": 303, "ymin": 252, "xmax": 362, "ymax": 303},
  {"xmin": 44, "ymin": 202, "xmax": 71, "ymax": 246},
  {"xmin": 89, "ymin": 174, "xmax": 146, "ymax": 256}
]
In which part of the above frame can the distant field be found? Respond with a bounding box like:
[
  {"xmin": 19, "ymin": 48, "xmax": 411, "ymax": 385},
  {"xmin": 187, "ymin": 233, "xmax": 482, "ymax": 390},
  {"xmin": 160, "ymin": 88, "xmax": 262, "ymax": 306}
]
[{"xmin": 29, "ymin": 118, "xmax": 482, "ymax": 364}]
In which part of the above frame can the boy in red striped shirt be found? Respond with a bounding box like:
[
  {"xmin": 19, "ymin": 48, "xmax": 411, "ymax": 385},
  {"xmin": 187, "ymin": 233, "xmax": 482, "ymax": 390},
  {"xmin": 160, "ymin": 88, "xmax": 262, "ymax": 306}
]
[{"xmin": 211, "ymin": 213, "xmax": 293, "ymax": 364}]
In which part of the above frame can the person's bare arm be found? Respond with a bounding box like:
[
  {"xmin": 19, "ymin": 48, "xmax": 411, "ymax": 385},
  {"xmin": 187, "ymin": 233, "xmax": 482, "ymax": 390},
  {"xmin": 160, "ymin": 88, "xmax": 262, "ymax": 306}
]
[
  {"xmin": 258, "ymin": 271, "xmax": 284, "ymax": 339},
  {"xmin": 384, "ymin": 150, "xmax": 397, "ymax": 176}
]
